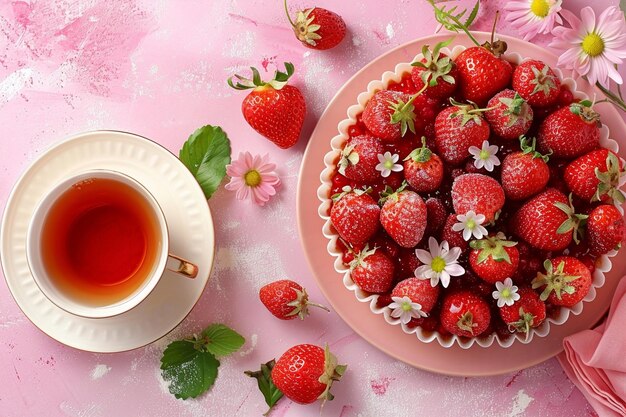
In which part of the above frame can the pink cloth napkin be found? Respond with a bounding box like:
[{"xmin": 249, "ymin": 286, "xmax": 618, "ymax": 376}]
[{"xmin": 558, "ymin": 276, "xmax": 626, "ymax": 417}]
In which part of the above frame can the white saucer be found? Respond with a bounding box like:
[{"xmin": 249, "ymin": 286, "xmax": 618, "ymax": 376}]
[{"xmin": 0, "ymin": 131, "xmax": 215, "ymax": 352}]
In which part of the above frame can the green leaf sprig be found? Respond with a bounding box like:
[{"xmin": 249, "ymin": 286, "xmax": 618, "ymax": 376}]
[
  {"xmin": 245, "ymin": 360, "xmax": 284, "ymax": 416},
  {"xmin": 160, "ymin": 323, "xmax": 245, "ymax": 400},
  {"xmin": 427, "ymin": 0, "xmax": 480, "ymax": 46}
]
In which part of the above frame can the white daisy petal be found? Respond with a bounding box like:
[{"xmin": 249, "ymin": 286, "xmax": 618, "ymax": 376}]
[
  {"xmin": 415, "ymin": 249, "xmax": 432, "ymax": 265},
  {"xmin": 463, "ymin": 228, "xmax": 472, "ymax": 241}
]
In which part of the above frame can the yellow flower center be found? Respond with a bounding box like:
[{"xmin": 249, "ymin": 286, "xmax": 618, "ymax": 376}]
[
  {"xmin": 244, "ymin": 169, "xmax": 262, "ymax": 187},
  {"xmin": 402, "ymin": 302, "xmax": 412, "ymax": 312},
  {"xmin": 466, "ymin": 219, "xmax": 476, "ymax": 229},
  {"xmin": 530, "ymin": 0, "xmax": 550, "ymax": 17},
  {"xmin": 431, "ymin": 256, "xmax": 446, "ymax": 273},
  {"xmin": 384, "ymin": 160, "xmax": 394, "ymax": 169},
  {"xmin": 582, "ymin": 33, "xmax": 605, "ymax": 57},
  {"xmin": 501, "ymin": 288, "xmax": 511, "ymax": 298},
  {"xmin": 479, "ymin": 149, "xmax": 490, "ymax": 160}
]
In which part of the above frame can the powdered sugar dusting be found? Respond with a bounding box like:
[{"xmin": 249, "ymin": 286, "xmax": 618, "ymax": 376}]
[
  {"xmin": 90, "ymin": 364, "xmax": 111, "ymax": 380},
  {"xmin": 508, "ymin": 389, "xmax": 534, "ymax": 416}
]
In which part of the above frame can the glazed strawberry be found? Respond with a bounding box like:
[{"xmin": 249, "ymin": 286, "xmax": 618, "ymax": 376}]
[
  {"xmin": 531, "ymin": 257, "xmax": 592, "ymax": 307},
  {"xmin": 330, "ymin": 188, "xmax": 380, "ymax": 246},
  {"xmin": 424, "ymin": 197, "xmax": 448, "ymax": 236},
  {"xmin": 403, "ymin": 137, "xmax": 444, "ymax": 192},
  {"xmin": 484, "ymin": 89, "xmax": 533, "ymax": 140},
  {"xmin": 510, "ymin": 189, "xmax": 585, "ymax": 251},
  {"xmin": 512, "ymin": 60, "xmax": 561, "ymax": 108},
  {"xmin": 410, "ymin": 40, "xmax": 458, "ymax": 100},
  {"xmin": 564, "ymin": 148, "xmax": 626, "ymax": 204},
  {"xmin": 455, "ymin": 45, "xmax": 513, "ymax": 106},
  {"xmin": 501, "ymin": 136, "xmax": 550, "ymax": 200},
  {"xmin": 285, "ymin": 3, "xmax": 346, "ymax": 50},
  {"xmin": 537, "ymin": 101, "xmax": 600, "ymax": 158},
  {"xmin": 391, "ymin": 278, "xmax": 440, "ymax": 314},
  {"xmin": 338, "ymin": 134, "xmax": 384, "ymax": 182},
  {"xmin": 434, "ymin": 101, "xmax": 491, "ymax": 165},
  {"xmin": 362, "ymin": 90, "xmax": 416, "ymax": 141},
  {"xmin": 451, "ymin": 173, "xmax": 505, "ymax": 223},
  {"xmin": 441, "ymin": 214, "xmax": 469, "ymax": 252},
  {"xmin": 379, "ymin": 184, "xmax": 427, "ymax": 248},
  {"xmin": 228, "ymin": 62, "xmax": 305, "ymax": 149},
  {"xmin": 469, "ymin": 234, "xmax": 519, "ymax": 284},
  {"xmin": 440, "ymin": 291, "xmax": 491, "ymax": 337},
  {"xmin": 498, "ymin": 287, "xmax": 546, "ymax": 335},
  {"xmin": 271, "ymin": 344, "xmax": 346, "ymax": 404},
  {"xmin": 260, "ymin": 279, "xmax": 330, "ymax": 320},
  {"xmin": 587, "ymin": 205, "xmax": 625, "ymax": 255},
  {"xmin": 350, "ymin": 245, "xmax": 395, "ymax": 293}
]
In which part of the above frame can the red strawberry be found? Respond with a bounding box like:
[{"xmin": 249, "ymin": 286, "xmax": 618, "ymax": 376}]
[
  {"xmin": 330, "ymin": 188, "xmax": 380, "ymax": 246},
  {"xmin": 564, "ymin": 148, "xmax": 626, "ymax": 204},
  {"xmin": 337, "ymin": 134, "xmax": 384, "ymax": 182},
  {"xmin": 380, "ymin": 185, "xmax": 427, "ymax": 248},
  {"xmin": 587, "ymin": 204, "xmax": 625, "ymax": 255},
  {"xmin": 501, "ymin": 136, "xmax": 550, "ymax": 200},
  {"xmin": 531, "ymin": 257, "xmax": 592, "ymax": 307},
  {"xmin": 260, "ymin": 280, "xmax": 329, "ymax": 320},
  {"xmin": 455, "ymin": 45, "xmax": 513, "ymax": 106},
  {"xmin": 403, "ymin": 137, "xmax": 444, "ymax": 192},
  {"xmin": 434, "ymin": 102, "xmax": 490, "ymax": 165},
  {"xmin": 350, "ymin": 246, "xmax": 395, "ymax": 293},
  {"xmin": 469, "ymin": 234, "xmax": 519, "ymax": 284},
  {"xmin": 391, "ymin": 277, "xmax": 440, "ymax": 313},
  {"xmin": 410, "ymin": 40, "xmax": 458, "ymax": 100},
  {"xmin": 510, "ymin": 189, "xmax": 585, "ymax": 251},
  {"xmin": 512, "ymin": 60, "xmax": 561, "ymax": 108},
  {"xmin": 424, "ymin": 197, "xmax": 448, "ymax": 236},
  {"xmin": 362, "ymin": 90, "xmax": 416, "ymax": 141},
  {"xmin": 451, "ymin": 173, "xmax": 505, "ymax": 223},
  {"xmin": 286, "ymin": 6, "xmax": 346, "ymax": 50},
  {"xmin": 484, "ymin": 89, "xmax": 533, "ymax": 140},
  {"xmin": 441, "ymin": 214, "xmax": 469, "ymax": 252},
  {"xmin": 498, "ymin": 287, "xmax": 546, "ymax": 335},
  {"xmin": 228, "ymin": 62, "xmax": 305, "ymax": 149},
  {"xmin": 537, "ymin": 101, "xmax": 600, "ymax": 158},
  {"xmin": 271, "ymin": 344, "xmax": 346, "ymax": 404},
  {"xmin": 440, "ymin": 291, "xmax": 491, "ymax": 337}
]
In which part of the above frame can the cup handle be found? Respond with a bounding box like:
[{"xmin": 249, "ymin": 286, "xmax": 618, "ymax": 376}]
[{"xmin": 167, "ymin": 253, "xmax": 198, "ymax": 279}]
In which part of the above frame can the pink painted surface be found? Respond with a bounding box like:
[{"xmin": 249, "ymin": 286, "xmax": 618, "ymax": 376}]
[{"xmin": 1, "ymin": 1, "xmax": 625, "ymax": 416}]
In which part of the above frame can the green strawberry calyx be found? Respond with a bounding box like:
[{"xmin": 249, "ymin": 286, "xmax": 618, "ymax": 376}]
[
  {"xmin": 469, "ymin": 233, "xmax": 517, "ymax": 264},
  {"xmin": 531, "ymin": 259, "xmax": 581, "ymax": 302},
  {"xmin": 530, "ymin": 64, "xmax": 557, "ymax": 96},
  {"xmin": 457, "ymin": 311, "xmax": 478, "ymax": 335},
  {"xmin": 317, "ymin": 344, "xmax": 347, "ymax": 402},
  {"xmin": 449, "ymin": 98, "xmax": 495, "ymax": 127},
  {"xmin": 337, "ymin": 144, "xmax": 360, "ymax": 176},
  {"xmin": 227, "ymin": 62, "xmax": 294, "ymax": 91},
  {"xmin": 348, "ymin": 244, "xmax": 377, "ymax": 271},
  {"xmin": 569, "ymin": 100, "xmax": 601, "ymax": 125},
  {"xmin": 519, "ymin": 135, "xmax": 550, "ymax": 162},
  {"xmin": 554, "ymin": 193, "xmax": 588, "ymax": 244},
  {"xmin": 378, "ymin": 181, "xmax": 409, "ymax": 205},
  {"xmin": 285, "ymin": 286, "xmax": 330, "ymax": 320},
  {"xmin": 331, "ymin": 185, "xmax": 371, "ymax": 202},
  {"xmin": 509, "ymin": 307, "xmax": 535, "ymax": 340},
  {"xmin": 289, "ymin": 6, "xmax": 322, "ymax": 47},
  {"xmin": 594, "ymin": 151, "xmax": 626, "ymax": 204},
  {"xmin": 411, "ymin": 39, "xmax": 456, "ymax": 87},
  {"xmin": 404, "ymin": 136, "xmax": 432, "ymax": 163},
  {"xmin": 499, "ymin": 93, "xmax": 532, "ymax": 127}
]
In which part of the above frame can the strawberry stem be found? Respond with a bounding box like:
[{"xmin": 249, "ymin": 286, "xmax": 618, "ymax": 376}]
[
  {"xmin": 427, "ymin": 0, "xmax": 481, "ymax": 47},
  {"xmin": 283, "ymin": 0, "xmax": 296, "ymax": 27},
  {"xmin": 490, "ymin": 11, "xmax": 499, "ymax": 47},
  {"xmin": 594, "ymin": 80, "xmax": 626, "ymax": 112}
]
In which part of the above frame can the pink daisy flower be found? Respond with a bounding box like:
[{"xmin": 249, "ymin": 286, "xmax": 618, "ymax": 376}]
[
  {"xmin": 504, "ymin": 0, "xmax": 563, "ymax": 41},
  {"xmin": 225, "ymin": 152, "xmax": 280, "ymax": 206},
  {"xmin": 550, "ymin": 6, "xmax": 626, "ymax": 88}
]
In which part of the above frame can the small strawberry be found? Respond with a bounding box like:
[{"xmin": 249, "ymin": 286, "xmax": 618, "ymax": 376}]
[
  {"xmin": 271, "ymin": 344, "xmax": 346, "ymax": 404},
  {"xmin": 228, "ymin": 62, "xmax": 306, "ymax": 149},
  {"xmin": 434, "ymin": 101, "xmax": 491, "ymax": 165},
  {"xmin": 563, "ymin": 148, "xmax": 626, "ymax": 204},
  {"xmin": 501, "ymin": 136, "xmax": 550, "ymax": 200},
  {"xmin": 362, "ymin": 90, "xmax": 417, "ymax": 141},
  {"xmin": 285, "ymin": 2, "xmax": 346, "ymax": 50},
  {"xmin": 512, "ymin": 59, "xmax": 561, "ymax": 108},
  {"xmin": 484, "ymin": 89, "xmax": 533, "ymax": 140},
  {"xmin": 586, "ymin": 204, "xmax": 625, "ymax": 255},
  {"xmin": 330, "ymin": 188, "xmax": 380, "ymax": 246},
  {"xmin": 455, "ymin": 44, "xmax": 513, "ymax": 106},
  {"xmin": 403, "ymin": 137, "xmax": 444, "ymax": 192},
  {"xmin": 440, "ymin": 291, "xmax": 491, "ymax": 337},
  {"xmin": 531, "ymin": 257, "xmax": 592, "ymax": 307},
  {"xmin": 510, "ymin": 189, "xmax": 587, "ymax": 251},
  {"xmin": 379, "ymin": 183, "xmax": 427, "ymax": 248},
  {"xmin": 441, "ymin": 214, "xmax": 469, "ymax": 252},
  {"xmin": 424, "ymin": 197, "xmax": 448, "ymax": 236},
  {"xmin": 469, "ymin": 234, "xmax": 519, "ymax": 284},
  {"xmin": 410, "ymin": 40, "xmax": 458, "ymax": 100},
  {"xmin": 260, "ymin": 279, "xmax": 330, "ymax": 320},
  {"xmin": 498, "ymin": 287, "xmax": 546, "ymax": 335},
  {"xmin": 337, "ymin": 134, "xmax": 384, "ymax": 182},
  {"xmin": 537, "ymin": 101, "xmax": 600, "ymax": 158},
  {"xmin": 350, "ymin": 245, "xmax": 395, "ymax": 293},
  {"xmin": 451, "ymin": 173, "xmax": 505, "ymax": 223},
  {"xmin": 391, "ymin": 277, "xmax": 440, "ymax": 314}
]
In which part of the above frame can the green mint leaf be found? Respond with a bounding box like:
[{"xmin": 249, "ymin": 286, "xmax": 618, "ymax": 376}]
[
  {"xmin": 245, "ymin": 360, "xmax": 284, "ymax": 415},
  {"xmin": 160, "ymin": 340, "xmax": 220, "ymax": 400},
  {"xmin": 464, "ymin": 1, "xmax": 480, "ymax": 27},
  {"xmin": 202, "ymin": 323, "xmax": 246, "ymax": 357},
  {"xmin": 179, "ymin": 125, "xmax": 232, "ymax": 199}
]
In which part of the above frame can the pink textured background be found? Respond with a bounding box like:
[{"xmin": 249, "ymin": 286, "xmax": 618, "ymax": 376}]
[{"xmin": 1, "ymin": 1, "xmax": 625, "ymax": 416}]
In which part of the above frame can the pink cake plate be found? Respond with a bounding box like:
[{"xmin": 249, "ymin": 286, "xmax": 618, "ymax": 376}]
[{"xmin": 296, "ymin": 33, "xmax": 626, "ymax": 377}]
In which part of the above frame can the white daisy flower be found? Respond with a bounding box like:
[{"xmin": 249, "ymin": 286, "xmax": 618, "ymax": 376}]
[
  {"xmin": 389, "ymin": 296, "xmax": 427, "ymax": 324},
  {"xmin": 451, "ymin": 210, "xmax": 488, "ymax": 241},
  {"xmin": 469, "ymin": 140, "xmax": 500, "ymax": 172},
  {"xmin": 415, "ymin": 237, "xmax": 465, "ymax": 288},
  {"xmin": 375, "ymin": 151, "xmax": 403, "ymax": 178},
  {"xmin": 492, "ymin": 278, "xmax": 521, "ymax": 308}
]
